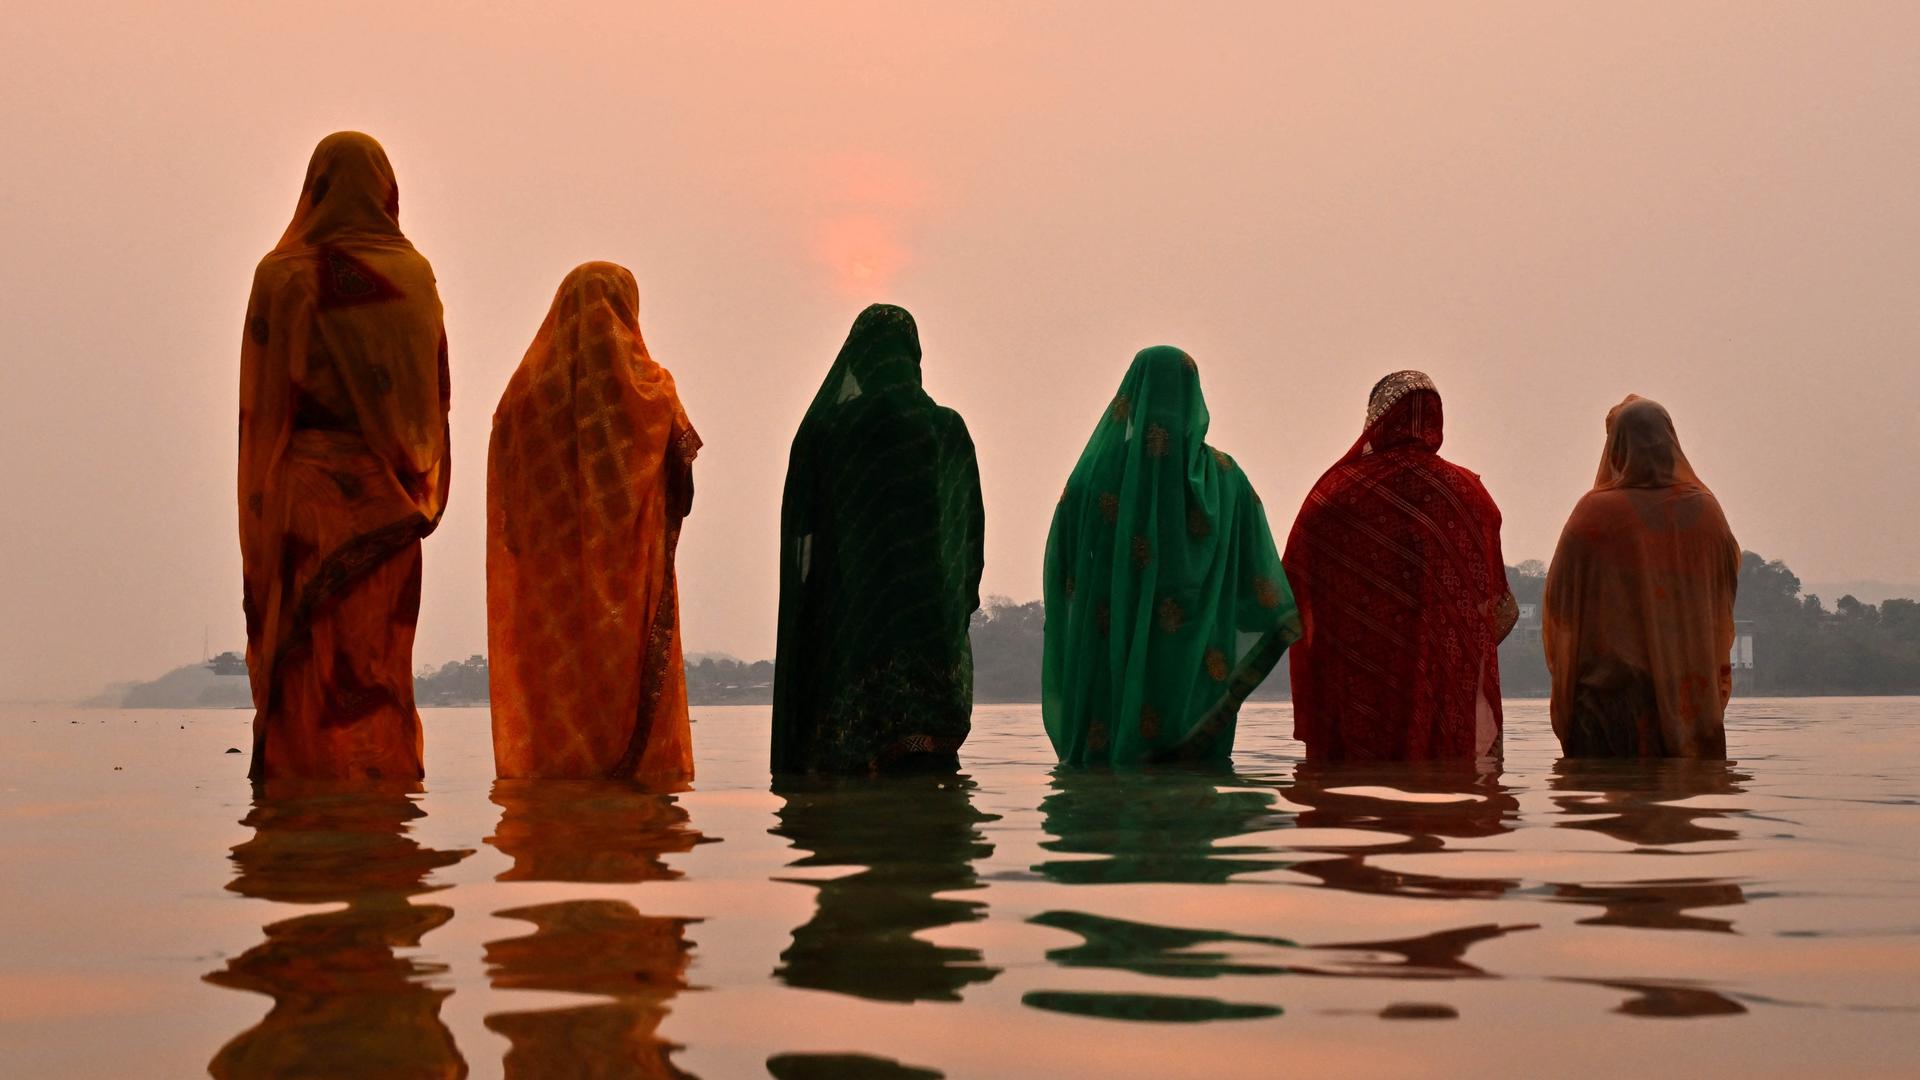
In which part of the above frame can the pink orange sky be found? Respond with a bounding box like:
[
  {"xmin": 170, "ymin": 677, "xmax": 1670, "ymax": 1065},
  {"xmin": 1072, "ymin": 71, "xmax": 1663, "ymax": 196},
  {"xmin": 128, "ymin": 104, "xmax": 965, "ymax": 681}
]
[{"xmin": 2, "ymin": 2, "xmax": 1917, "ymax": 698}]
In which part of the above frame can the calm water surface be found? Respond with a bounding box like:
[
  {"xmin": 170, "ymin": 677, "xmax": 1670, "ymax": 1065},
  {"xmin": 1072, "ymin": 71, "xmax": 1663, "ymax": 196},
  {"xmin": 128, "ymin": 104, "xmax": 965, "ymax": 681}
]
[{"xmin": 2, "ymin": 700, "xmax": 1918, "ymax": 1077}]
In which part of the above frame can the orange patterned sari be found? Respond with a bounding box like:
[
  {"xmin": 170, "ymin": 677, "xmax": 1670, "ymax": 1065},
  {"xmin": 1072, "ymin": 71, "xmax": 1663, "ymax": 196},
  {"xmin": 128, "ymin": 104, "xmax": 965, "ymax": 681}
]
[
  {"xmin": 487, "ymin": 262, "xmax": 700, "ymax": 781},
  {"xmin": 239, "ymin": 133, "xmax": 450, "ymax": 782},
  {"xmin": 1544, "ymin": 396, "xmax": 1739, "ymax": 758}
]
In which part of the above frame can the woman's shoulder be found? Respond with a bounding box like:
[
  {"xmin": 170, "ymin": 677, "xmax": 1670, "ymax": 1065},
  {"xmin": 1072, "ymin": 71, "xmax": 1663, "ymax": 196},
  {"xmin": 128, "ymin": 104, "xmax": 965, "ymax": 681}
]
[
  {"xmin": 251, "ymin": 249, "xmax": 310, "ymax": 294},
  {"xmin": 931, "ymin": 402, "xmax": 975, "ymax": 444}
]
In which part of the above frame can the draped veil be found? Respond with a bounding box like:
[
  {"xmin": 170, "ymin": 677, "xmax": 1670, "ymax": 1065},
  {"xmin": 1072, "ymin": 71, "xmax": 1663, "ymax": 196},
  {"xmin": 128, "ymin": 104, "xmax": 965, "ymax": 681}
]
[
  {"xmin": 1284, "ymin": 373, "xmax": 1514, "ymax": 762},
  {"xmin": 1544, "ymin": 395, "xmax": 1738, "ymax": 757},
  {"xmin": 772, "ymin": 305, "xmax": 985, "ymax": 774},
  {"xmin": 1042, "ymin": 347, "xmax": 1299, "ymax": 765},
  {"xmin": 238, "ymin": 132, "xmax": 450, "ymax": 781},
  {"xmin": 487, "ymin": 262, "xmax": 700, "ymax": 781}
]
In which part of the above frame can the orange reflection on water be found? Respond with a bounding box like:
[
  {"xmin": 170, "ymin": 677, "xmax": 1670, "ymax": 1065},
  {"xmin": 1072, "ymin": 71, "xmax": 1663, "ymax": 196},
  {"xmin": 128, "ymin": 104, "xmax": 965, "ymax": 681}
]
[
  {"xmin": 482, "ymin": 780, "xmax": 710, "ymax": 1079},
  {"xmin": 201, "ymin": 784, "xmax": 472, "ymax": 1079}
]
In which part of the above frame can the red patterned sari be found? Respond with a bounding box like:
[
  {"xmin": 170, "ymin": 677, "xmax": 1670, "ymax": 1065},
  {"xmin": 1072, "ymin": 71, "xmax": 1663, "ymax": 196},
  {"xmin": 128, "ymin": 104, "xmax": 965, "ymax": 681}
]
[{"xmin": 1283, "ymin": 373, "xmax": 1516, "ymax": 761}]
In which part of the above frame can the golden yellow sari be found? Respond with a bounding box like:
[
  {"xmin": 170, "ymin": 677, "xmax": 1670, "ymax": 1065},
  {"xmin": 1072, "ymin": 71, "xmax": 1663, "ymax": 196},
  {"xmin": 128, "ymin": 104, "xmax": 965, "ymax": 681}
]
[
  {"xmin": 487, "ymin": 262, "xmax": 699, "ymax": 782},
  {"xmin": 238, "ymin": 132, "xmax": 450, "ymax": 782}
]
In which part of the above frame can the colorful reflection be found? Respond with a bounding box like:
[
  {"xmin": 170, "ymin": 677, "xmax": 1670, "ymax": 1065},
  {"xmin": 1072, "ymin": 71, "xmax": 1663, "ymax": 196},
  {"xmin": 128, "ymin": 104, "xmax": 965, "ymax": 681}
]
[
  {"xmin": 203, "ymin": 784, "xmax": 473, "ymax": 1078},
  {"xmin": 1547, "ymin": 758, "xmax": 1751, "ymax": 932},
  {"xmin": 1034, "ymin": 766, "xmax": 1292, "ymax": 885},
  {"xmin": 772, "ymin": 773, "xmax": 1000, "ymax": 1002},
  {"xmin": 482, "ymin": 780, "xmax": 709, "ymax": 1078}
]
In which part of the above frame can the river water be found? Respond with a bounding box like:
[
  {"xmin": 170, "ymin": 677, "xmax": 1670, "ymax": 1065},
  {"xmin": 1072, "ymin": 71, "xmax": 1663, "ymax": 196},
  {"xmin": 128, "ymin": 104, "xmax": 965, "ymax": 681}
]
[{"xmin": 2, "ymin": 700, "xmax": 1917, "ymax": 1078}]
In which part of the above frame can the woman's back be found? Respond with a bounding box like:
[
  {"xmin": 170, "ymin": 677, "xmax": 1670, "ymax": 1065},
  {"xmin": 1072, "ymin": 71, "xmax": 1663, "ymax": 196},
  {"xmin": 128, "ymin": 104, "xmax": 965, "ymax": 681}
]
[
  {"xmin": 1042, "ymin": 346, "xmax": 1299, "ymax": 766},
  {"xmin": 773, "ymin": 305, "xmax": 984, "ymax": 775},
  {"xmin": 1545, "ymin": 396, "xmax": 1738, "ymax": 758},
  {"xmin": 1284, "ymin": 372, "xmax": 1514, "ymax": 763},
  {"xmin": 486, "ymin": 262, "xmax": 700, "ymax": 782}
]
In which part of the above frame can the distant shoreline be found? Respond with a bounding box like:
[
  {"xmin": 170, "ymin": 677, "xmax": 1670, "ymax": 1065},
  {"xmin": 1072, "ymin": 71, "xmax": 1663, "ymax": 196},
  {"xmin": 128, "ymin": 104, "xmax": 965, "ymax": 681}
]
[{"xmin": 82, "ymin": 552, "xmax": 1920, "ymax": 709}]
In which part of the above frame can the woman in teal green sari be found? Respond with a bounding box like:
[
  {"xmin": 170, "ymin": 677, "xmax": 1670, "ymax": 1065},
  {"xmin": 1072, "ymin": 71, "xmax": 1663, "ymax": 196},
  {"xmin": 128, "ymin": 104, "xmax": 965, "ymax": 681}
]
[
  {"xmin": 773, "ymin": 305, "xmax": 985, "ymax": 775},
  {"xmin": 1043, "ymin": 346, "xmax": 1300, "ymax": 765}
]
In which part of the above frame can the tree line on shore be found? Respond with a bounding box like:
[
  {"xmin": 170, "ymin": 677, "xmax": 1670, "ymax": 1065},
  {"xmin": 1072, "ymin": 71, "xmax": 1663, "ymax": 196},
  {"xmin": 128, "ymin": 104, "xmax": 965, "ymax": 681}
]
[{"xmin": 403, "ymin": 550, "xmax": 1920, "ymax": 706}]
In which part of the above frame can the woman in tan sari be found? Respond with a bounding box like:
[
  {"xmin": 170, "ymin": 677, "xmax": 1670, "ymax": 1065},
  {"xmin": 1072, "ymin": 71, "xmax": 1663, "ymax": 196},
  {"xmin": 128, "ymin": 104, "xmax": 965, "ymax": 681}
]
[
  {"xmin": 1544, "ymin": 395, "xmax": 1739, "ymax": 758},
  {"xmin": 238, "ymin": 132, "xmax": 451, "ymax": 783},
  {"xmin": 487, "ymin": 262, "xmax": 700, "ymax": 782}
]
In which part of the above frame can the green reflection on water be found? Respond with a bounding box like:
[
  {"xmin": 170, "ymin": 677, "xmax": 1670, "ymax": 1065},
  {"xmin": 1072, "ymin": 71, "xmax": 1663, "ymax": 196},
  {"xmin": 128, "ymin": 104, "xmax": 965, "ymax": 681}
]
[
  {"xmin": 771, "ymin": 773, "xmax": 1001, "ymax": 1003},
  {"xmin": 1030, "ymin": 910, "xmax": 1296, "ymax": 978},
  {"xmin": 1022, "ymin": 990, "xmax": 1283, "ymax": 1023},
  {"xmin": 1034, "ymin": 765, "xmax": 1293, "ymax": 884}
]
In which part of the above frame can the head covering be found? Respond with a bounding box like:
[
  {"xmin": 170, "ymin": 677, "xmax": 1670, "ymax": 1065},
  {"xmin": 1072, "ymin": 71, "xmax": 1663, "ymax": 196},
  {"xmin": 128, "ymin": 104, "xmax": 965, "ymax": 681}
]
[
  {"xmin": 1042, "ymin": 346, "xmax": 1299, "ymax": 765},
  {"xmin": 1544, "ymin": 395, "xmax": 1739, "ymax": 757},
  {"xmin": 238, "ymin": 132, "xmax": 449, "ymax": 780},
  {"xmin": 772, "ymin": 304, "xmax": 985, "ymax": 774},
  {"xmin": 1592, "ymin": 394, "xmax": 1704, "ymax": 490},
  {"xmin": 487, "ymin": 262, "xmax": 700, "ymax": 781},
  {"xmin": 1284, "ymin": 372, "xmax": 1514, "ymax": 762}
]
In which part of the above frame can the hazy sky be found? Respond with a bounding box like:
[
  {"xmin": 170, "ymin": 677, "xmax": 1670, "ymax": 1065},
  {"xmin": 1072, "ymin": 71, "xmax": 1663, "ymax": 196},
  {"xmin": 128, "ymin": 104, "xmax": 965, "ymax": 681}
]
[{"xmin": 3, "ymin": 2, "xmax": 1917, "ymax": 699}]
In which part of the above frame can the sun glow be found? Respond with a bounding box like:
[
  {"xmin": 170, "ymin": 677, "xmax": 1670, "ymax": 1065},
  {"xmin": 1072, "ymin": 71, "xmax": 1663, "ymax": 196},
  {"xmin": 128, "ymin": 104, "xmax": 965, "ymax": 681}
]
[
  {"xmin": 802, "ymin": 152, "xmax": 928, "ymax": 297},
  {"xmin": 815, "ymin": 213, "xmax": 910, "ymax": 297}
]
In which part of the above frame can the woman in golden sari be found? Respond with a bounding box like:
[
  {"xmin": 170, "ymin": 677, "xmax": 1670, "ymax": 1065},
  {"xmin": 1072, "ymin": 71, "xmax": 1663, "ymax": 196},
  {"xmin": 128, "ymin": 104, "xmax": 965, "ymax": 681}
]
[
  {"xmin": 238, "ymin": 132, "xmax": 451, "ymax": 782},
  {"xmin": 1544, "ymin": 395, "xmax": 1739, "ymax": 757},
  {"xmin": 487, "ymin": 262, "xmax": 700, "ymax": 782}
]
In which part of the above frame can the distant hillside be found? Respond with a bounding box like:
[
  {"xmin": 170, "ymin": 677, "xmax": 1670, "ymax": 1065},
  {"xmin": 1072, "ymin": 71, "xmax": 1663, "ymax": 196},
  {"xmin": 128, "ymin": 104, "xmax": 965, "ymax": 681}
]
[
  {"xmin": 106, "ymin": 550, "xmax": 1920, "ymax": 709},
  {"xmin": 1803, "ymin": 582, "xmax": 1920, "ymax": 608},
  {"xmin": 100, "ymin": 652, "xmax": 252, "ymax": 709}
]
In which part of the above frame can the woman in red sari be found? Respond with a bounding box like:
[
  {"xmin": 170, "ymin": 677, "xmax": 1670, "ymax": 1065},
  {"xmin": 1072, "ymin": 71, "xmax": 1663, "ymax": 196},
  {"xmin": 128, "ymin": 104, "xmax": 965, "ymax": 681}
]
[
  {"xmin": 487, "ymin": 262, "xmax": 700, "ymax": 782},
  {"xmin": 238, "ymin": 132, "xmax": 451, "ymax": 782},
  {"xmin": 1284, "ymin": 372, "xmax": 1517, "ymax": 761},
  {"xmin": 1544, "ymin": 395, "xmax": 1739, "ymax": 758}
]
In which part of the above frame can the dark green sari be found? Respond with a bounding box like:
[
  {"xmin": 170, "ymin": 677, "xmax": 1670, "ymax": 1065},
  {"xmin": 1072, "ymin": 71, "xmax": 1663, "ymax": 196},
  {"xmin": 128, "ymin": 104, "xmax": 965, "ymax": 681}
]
[
  {"xmin": 772, "ymin": 305, "xmax": 985, "ymax": 774},
  {"xmin": 1042, "ymin": 346, "xmax": 1300, "ymax": 765}
]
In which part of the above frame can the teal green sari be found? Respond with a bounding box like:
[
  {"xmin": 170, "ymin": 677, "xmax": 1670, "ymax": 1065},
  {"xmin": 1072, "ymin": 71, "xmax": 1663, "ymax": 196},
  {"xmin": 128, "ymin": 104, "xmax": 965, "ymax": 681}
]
[
  {"xmin": 1042, "ymin": 346, "xmax": 1300, "ymax": 765},
  {"xmin": 773, "ymin": 305, "xmax": 985, "ymax": 774}
]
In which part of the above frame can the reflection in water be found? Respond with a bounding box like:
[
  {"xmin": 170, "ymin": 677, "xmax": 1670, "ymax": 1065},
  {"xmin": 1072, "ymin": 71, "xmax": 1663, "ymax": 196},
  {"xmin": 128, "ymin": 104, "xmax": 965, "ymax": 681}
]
[
  {"xmin": 1025, "ymin": 763, "xmax": 1536, "ymax": 1011},
  {"xmin": 1280, "ymin": 761, "xmax": 1522, "ymax": 900},
  {"xmin": 1025, "ymin": 769, "xmax": 1298, "ymax": 1023},
  {"xmin": 1034, "ymin": 766, "xmax": 1291, "ymax": 884},
  {"xmin": 1030, "ymin": 910, "xmax": 1294, "ymax": 978},
  {"xmin": 1552, "ymin": 879, "xmax": 1746, "ymax": 933},
  {"xmin": 1021, "ymin": 990, "xmax": 1282, "ymax": 1022},
  {"xmin": 1574, "ymin": 979, "xmax": 1750, "ymax": 1018},
  {"xmin": 482, "ymin": 781, "xmax": 708, "ymax": 1079},
  {"xmin": 1274, "ymin": 762, "xmax": 1536, "ymax": 978},
  {"xmin": 202, "ymin": 784, "xmax": 473, "ymax": 1079},
  {"xmin": 772, "ymin": 773, "xmax": 1000, "ymax": 1002},
  {"xmin": 487, "ymin": 779, "xmax": 712, "ymax": 883},
  {"xmin": 1548, "ymin": 759, "xmax": 1751, "ymax": 933},
  {"xmin": 1549, "ymin": 758, "xmax": 1752, "ymax": 847},
  {"xmin": 766, "ymin": 1052, "xmax": 944, "ymax": 1079},
  {"xmin": 1309, "ymin": 922, "xmax": 1525, "ymax": 979}
]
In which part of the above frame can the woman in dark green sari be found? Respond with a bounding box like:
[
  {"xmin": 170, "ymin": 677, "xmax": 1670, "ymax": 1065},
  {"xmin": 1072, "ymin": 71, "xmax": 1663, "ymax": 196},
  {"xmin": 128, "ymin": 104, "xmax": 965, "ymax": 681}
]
[
  {"xmin": 773, "ymin": 304, "xmax": 985, "ymax": 774},
  {"xmin": 1043, "ymin": 346, "xmax": 1300, "ymax": 766}
]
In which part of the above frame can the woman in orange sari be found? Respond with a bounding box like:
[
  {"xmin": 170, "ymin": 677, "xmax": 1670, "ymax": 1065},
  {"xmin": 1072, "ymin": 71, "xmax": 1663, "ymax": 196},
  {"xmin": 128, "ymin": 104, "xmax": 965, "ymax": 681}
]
[
  {"xmin": 1544, "ymin": 395, "xmax": 1739, "ymax": 758},
  {"xmin": 238, "ymin": 132, "xmax": 451, "ymax": 783},
  {"xmin": 487, "ymin": 262, "xmax": 700, "ymax": 782}
]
